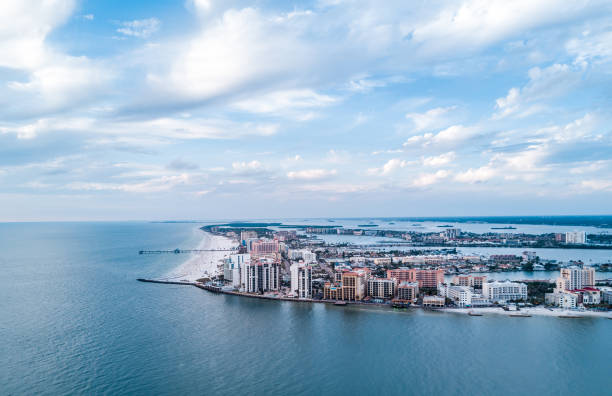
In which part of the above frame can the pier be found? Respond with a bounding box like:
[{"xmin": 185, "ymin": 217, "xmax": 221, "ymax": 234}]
[{"xmin": 138, "ymin": 248, "xmax": 238, "ymax": 254}]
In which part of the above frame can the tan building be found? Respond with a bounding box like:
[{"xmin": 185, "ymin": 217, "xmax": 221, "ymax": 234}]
[
  {"xmin": 324, "ymin": 269, "xmax": 370, "ymax": 301},
  {"xmin": 396, "ymin": 282, "xmax": 419, "ymax": 303},
  {"xmin": 452, "ymin": 275, "xmax": 487, "ymax": 289}
]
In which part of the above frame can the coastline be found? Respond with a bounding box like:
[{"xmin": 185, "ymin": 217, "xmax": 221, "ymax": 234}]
[
  {"xmin": 162, "ymin": 228, "xmax": 237, "ymax": 282},
  {"xmin": 138, "ymin": 278, "xmax": 612, "ymax": 320}
]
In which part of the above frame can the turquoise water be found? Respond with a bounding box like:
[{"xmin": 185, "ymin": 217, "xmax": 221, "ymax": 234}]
[{"xmin": 1, "ymin": 222, "xmax": 611, "ymax": 395}]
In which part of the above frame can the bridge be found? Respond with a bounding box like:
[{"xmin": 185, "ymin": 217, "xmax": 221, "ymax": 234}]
[{"xmin": 139, "ymin": 248, "xmax": 238, "ymax": 254}]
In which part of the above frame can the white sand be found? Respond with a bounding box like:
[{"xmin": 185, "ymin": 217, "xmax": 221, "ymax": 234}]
[
  {"xmin": 441, "ymin": 306, "xmax": 612, "ymax": 319},
  {"xmin": 163, "ymin": 230, "xmax": 237, "ymax": 282}
]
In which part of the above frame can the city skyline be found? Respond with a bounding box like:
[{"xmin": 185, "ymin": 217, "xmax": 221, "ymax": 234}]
[{"xmin": 2, "ymin": 0, "xmax": 612, "ymax": 220}]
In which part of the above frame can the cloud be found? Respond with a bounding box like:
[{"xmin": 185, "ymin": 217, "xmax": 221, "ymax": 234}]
[
  {"xmin": 410, "ymin": 0, "xmax": 596, "ymax": 57},
  {"xmin": 367, "ymin": 158, "xmax": 407, "ymax": 175},
  {"xmin": 412, "ymin": 170, "xmax": 450, "ymax": 187},
  {"xmin": 167, "ymin": 159, "xmax": 199, "ymax": 170},
  {"xmin": 287, "ymin": 169, "xmax": 337, "ymax": 180},
  {"xmin": 232, "ymin": 89, "xmax": 338, "ymax": 119},
  {"xmin": 422, "ymin": 151, "xmax": 456, "ymax": 167},
  {"xmin": 580, "ymin": 179, "xmax": 612, "ymax": 191},
  {"xmin": 117, "ymin": 18, "xmax": 161, "ymax": 38},
  {"xmin": 454, "ymin": 166, "xmax": 496, "ymax": 183},
  {"xmin": 493, "ymin": 63, "xmax": 582, "ymax": 119},
  {"xmin": 405, "ymin": 106, "xmax": 456, "ymax": 131},
  {"xmin": 404, "ymin": 125, "xmax": 480, "ymax": 147},
  {"xmin": 232, "ymin": 160, "xmax": 263, "ymax": 173}
]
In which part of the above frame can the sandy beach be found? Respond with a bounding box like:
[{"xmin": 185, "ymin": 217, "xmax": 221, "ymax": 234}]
[
  {"xmin": 441, "ymin": 306, "xmax": 612, "ymax": 319},
  {"xmin": 163, "ymin": 230, "xmax": 237, "ymax": 282}
]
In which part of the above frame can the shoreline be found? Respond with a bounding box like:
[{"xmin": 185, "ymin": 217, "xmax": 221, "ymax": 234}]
[
  {"xmin": 162, "ymin": 228, "xmax": 237, "ymax": 282},
  {"xmin": 137, "ymin": 278, "xmax": 612, "ymax": 320}
]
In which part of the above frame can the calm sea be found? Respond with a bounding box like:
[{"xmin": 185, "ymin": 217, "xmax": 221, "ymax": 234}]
[{"xmin": 1, "ymin": 222, "xmax": 611, "ymax": 395}]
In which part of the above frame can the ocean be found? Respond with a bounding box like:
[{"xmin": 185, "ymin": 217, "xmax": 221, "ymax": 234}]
[{"xmin": 1, "ymin": 222, "xmax": 611, "ymax": 395}]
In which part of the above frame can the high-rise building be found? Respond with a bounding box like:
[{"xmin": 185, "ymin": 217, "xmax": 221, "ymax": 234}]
[
  {"xmin": 225, "ymin": 253, "xmax": 250, "ymax": 287},
  {"xmin": 367, "ymin": 278, "xmax": 396, "ymax": 299},
  {"xmin": 416, "ymin": 269, "xmax": 445, "ymax": 289},
  {"xmin": 290, "ymin": 263, "xmax": 312, "ymax": 299},
  {"xmin": 250, "ymin": 239, "xmax": 280, "ymax": 254},
  {"xmin": 565, "ymin": 231, "xmax": 587, "ymax": 244},
  {"xmin": 242, "ymin": 258, "xmax": 280, "ymax": 293},
  {"xmin": 387, "ymin": 268, "xmax": 444, "ymax": 289},
  {"xmin": 556, "ymin": 266, "xmax": 595, "ymax": 291}
]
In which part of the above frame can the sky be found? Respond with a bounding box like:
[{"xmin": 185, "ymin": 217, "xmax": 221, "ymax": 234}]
[{"xmin": 1, "ymin": 0, "xmax": 612, "ymax": 221}]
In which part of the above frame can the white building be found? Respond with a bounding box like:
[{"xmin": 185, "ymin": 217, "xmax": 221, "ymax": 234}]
[
  {"xmin": 565, "ymin": 231, "xmax": 587, "ymax": 244},
  {"xmin": 225, "ymin": 254, "xmax": 251, "ymax": 288},
  {"xmin": 546, "ymin": 292, "xmax": 578, "ymax": 309},
  {"xmin": 555, "ymin": 266, "xmax": 595, "ymax": 291},
  {"xmin": 290, "ymin": 263, "xmax": 312, "ymax": 299},
  {"xmin": 482, "ymin": 281, "xmax": 528, "ymax": 303},
  {"xmin": 288, "ymin": 249, "xmax": 317, "ymax": 263}
]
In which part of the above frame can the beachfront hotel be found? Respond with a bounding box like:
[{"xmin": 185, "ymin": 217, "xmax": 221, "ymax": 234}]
[
  {"xmin": 482, "ymin": 281, "xmax": 528, "ymax": 303},
  {"xmin": 556, "ymin": 266, "xmax": 595, "ymax": 291},
  {"xmin": 290, "ymin": 263, "xmax": 313, "ymax": 299}
]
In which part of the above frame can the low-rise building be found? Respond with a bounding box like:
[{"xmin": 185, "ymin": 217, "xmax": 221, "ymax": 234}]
[
  {"xmin": 422, "ymin": 296, "xmax": 445, "ymax": 307},
  {"xmin": 482, "ymin": 281, "xmax": 527, "ymax": 303},
  {"xmin": 396, "ymin": 282, "xmax": 419, "ymax": 303},
  {"xmin": 545, "ymin": 291, "xmax": 578, "ymax": 309}
]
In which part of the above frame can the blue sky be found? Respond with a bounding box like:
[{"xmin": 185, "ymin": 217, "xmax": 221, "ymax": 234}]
[{"xmin": 1, "ymin": 0, "xmax": 612, "ymax": 221}]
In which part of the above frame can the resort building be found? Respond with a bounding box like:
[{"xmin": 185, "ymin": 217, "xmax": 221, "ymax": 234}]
[
  {"xmin": 556, "ymin": 266, "xmax": 595, "ymax": 291},
  {"xmin": 242, "ymin": 258, "xmax": 280, "ymax": 293},
  {"xmin": 368, "ymin": 277, "xmax": 396, "ymax": 299},
  {"xmin": 324, "ymin": 269, "xmax": 370, "ymax": 301},
  {"xmin": 452, "ymin": 275, "xmax": 487, "ymax": 289},
  {"xmin": 290, "ymin": 263, "xmax": 312, "ymax": 299},
  {"xmin": 417, "ymin": 269, "xmax": 445, "ymax": 289},
  {"xmin": 545, "ymin": 292, "xmax": 578, "ymax": 309},
  {"xmin": 439, "ymin": 284, "xmax": 473, "ymax": 307},
  {"xmin": 482, "ymin": 281, "xmax": 528, "ymax": 303},
  {"xmin": 387, "ymin": 268, "xmax": 416, "ymax": 284},
  {"xmin": 396, "ymin": 282, "xmax": 419, "ymax": 303},
  {"xmin": 386, "ymin": 268, "xmax": 444, "ymax": 289},
  {"xmin": 249, "ymin": 239, "xmax": 280, "ymax": 255},
  {"xmin": 225, "ymin": 253, "xmax": 251, "ymax": 288}
]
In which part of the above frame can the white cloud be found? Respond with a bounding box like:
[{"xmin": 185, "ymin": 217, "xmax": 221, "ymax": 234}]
[
  {"xmin": 410, "ymin": 0, "xmax": 594, "ymax": 56},
  {"xmin": 404, "ymin": 125, "xmax": 479, "ymax": 147},
  {"xmin": 494, "ymin": 63, "xmax": 582, "ymax": 119},
  {"xmin": 412, "ymin": 170, "xmax": 450, "ymax": 187},
  {"xmin": 117, "ymin": 18, "xmax": 160, "ymax": 38},
  {"xmin": 232, "ymin": 89, "xmax": 337, "ymax": 119},
  {"xmin": 405, "ymin": 106, "xmax": 456, "ymax": 131},
  {"xmin": 422, "ymin": 152, "xmax": 455, "ymax": 167},
  {"xmin": 232, "ymin": 160, "xmax": 263, "ymax": 173},
  {"xmin": 454, "ymin": 166, "xmax": 496, "ymax": 183},
  {"xmin": 580, "ymin": 179, "xmax": 612, "ymax": 191},
  {"xmin": 287, "ymin": 169, "xmax": 337, "ymax": 180},
  {"xmin": 367, "ymin": 158, "xmax": 407, "ymax": 175}
]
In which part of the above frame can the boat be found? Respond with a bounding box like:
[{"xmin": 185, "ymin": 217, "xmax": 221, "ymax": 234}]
[
  {"xmin": 558, "ymin": 315, "xmax": 584, "ymax": 319},
  {"xmin": 491, "ymin": 226, "xmax": 517, "ymax": 230},
  {"xmin": 509, "ymin": 313, "xmax": 531, "ymax": 317},
  {"xmin": 437, "ymin": 224, "xmax": 454, "ymax": 228},
  {"xmin": 334, "ymin": 301, "xmax": 347, "ymax": 306},
  {"xmin": 468, "ymin": 311, "xmax": 483, "ymax": 316}
]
